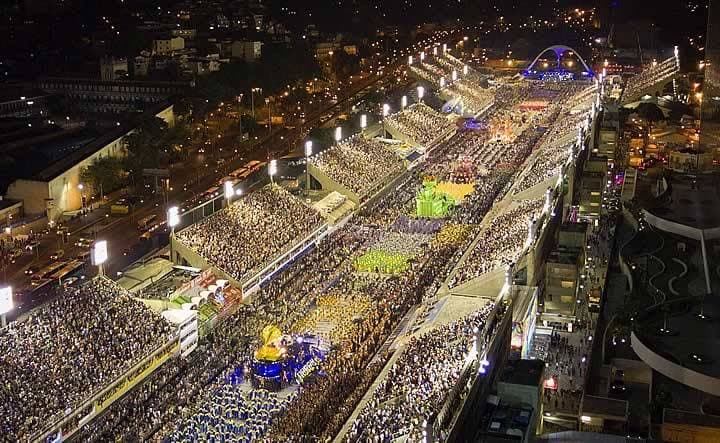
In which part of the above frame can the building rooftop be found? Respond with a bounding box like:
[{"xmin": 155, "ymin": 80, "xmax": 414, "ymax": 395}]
[
  {"xmin": 499, "ymin": 359, "xmax": 544, "ymax": 387},
  {"xmin": 664, "ymin": 408, "xmax": 720, "ymax": 428},
  {"xmin": 644, "ymin": 173, "xmax": 720, "ymax": 229},
  {"xmin": 581, "ymin": 395, "xmax": 628, "ymax": 419}
]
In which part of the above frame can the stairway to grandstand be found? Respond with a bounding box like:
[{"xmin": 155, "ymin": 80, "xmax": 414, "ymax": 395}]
[{"xmin": 620, "ymin": 54, "xmax": 680, "ymax": 104}]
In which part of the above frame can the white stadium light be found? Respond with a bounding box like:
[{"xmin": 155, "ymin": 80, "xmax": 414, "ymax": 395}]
[
  {"xmin": 360, "ymin": 114, "xmax": 367, "ymax": 128},
  {"xmin": 305, "ymin": 140, "xmax": 313, "ymax": 157},
  {"xmin": 92, "ymin": 240, "xmax": 108, "ymax": 266},
  {"xmin": 269, "ymin": 159, "xmax": 278, "ymax": 176},
  {"xmin": 335, "ymin": 126, "xmax": 342, "ymax": 141},
  {"xmin": 0, "ymin": 286, "xmax": 13, "ymax": 316},
  {"xmin": 168, "ymin": 206, "xmax": 180, "ymax": 228},
  {"xmin": 224, "ymin": 180, "xmax": 234, "ymax": 200}
]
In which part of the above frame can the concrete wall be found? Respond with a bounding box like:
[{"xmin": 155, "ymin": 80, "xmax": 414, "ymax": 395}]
[{"xmin": 5, "ymin": 179, "xmax": 50, "ymax": 216}]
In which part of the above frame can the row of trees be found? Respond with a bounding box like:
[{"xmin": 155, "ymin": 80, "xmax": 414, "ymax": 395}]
[{"xmin": 79, "ymin": 115, "xmax": 190, "ymax": 198}]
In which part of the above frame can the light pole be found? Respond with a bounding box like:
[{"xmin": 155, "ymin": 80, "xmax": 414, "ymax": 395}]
[
  {"xmin": 305, "ymin": 141, "xmax": 313, "ymax": 194},
  {"xmin": 78, "ymin": 183, "xmax": 86, "ymax": 214},
  {"xmin": 237, "ymin": 94, "xmax": 244, "ymax": 144},
  {"xmin": 168, "ymin": 206, "xmax": 179, "ymax": 263},
  {"xmin": 382, "ymin": 104, "xmax": 390, "ymax": 138},
  {"xmin": 251, "ymin": 87, "xmax": 261, "ymax": 118}
]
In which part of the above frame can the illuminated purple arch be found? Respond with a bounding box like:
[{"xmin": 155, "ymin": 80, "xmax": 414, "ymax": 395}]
[{"xmin": 526, "ymin": 45, "xmax": 594, "ymax": 76}]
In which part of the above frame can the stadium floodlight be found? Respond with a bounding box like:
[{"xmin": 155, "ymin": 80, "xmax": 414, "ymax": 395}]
[
  {"xmin": 401, "ymin": 95, "xmax": 407, "ymax": 109},
  {"xmin": 408, "ymin": 55, "xmax": 413, "ymax": 65},
  {"xmin": 463, "ymin": 65, "xmax": 468, "ymax": 75},
  {"xmin": 92, "ymin": 240, "xmax": 108, "ymax": 269},
  {"xmin": 167, "ymin": 206, "xmax": 180, "ymax": 228},
  {"xmin": 334, "ymin": 126, "xmax": 342, "ymax": 142},
  {"xmin": 304, "ymin": 141, "xmax": 313, "ymax": 193},
  {"xmin": 0, "ymin": 286, "xmax": 11, "ymax": 327},
  {"xmin": 360, "ymin": 114, "xmax": 367, "ymax": 129},
  {"xmin": 167, "ymin": 206, "xmax": 179, "ymax": 262},
  {"xmin": 224, "ymin": 180, "xmax": 234, "ymax": 200},
  {"xmin": 382, "ymin": 103, "xmax": 390, "ymax": 117},
  {"xmin": 417, "ymin": 86, "xmax": 425, "ymax": 101},
  {"xmin": 0, "ymin": 286, "xmax": 13, "ymax": 316},
  {"xmin": 269, "ymin": 159, "xmax": 278, "ymax": 177},
  {"xmin": 452, "ymin": 69, "xmax": 457, "ymax": 81},
  {"xmin": 440, "ymin": 77, "xmax": 446, "ymax": 88}
]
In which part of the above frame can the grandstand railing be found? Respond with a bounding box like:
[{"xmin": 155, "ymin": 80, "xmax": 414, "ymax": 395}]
[{"xmin": 33, "ymin": 337, "xmax": 179, "ymax": 443}]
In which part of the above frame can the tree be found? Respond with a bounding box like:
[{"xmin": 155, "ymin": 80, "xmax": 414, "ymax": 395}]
[
  {"xmin": 331, "ymin": 50, "xmax": 360, "ymax": 82},
  {"xmin": 636, "ymin": 102, "xmax": 665, "ymax": 136},
  {"xmin": 79, "ymin": 156, "xmax": 126, "ymax": 198},
  {"xmin": 123, "ymin": 116, "xmax": 169, "ymax": 187}
]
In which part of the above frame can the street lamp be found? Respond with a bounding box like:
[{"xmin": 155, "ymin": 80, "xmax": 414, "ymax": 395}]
[
  {"xmin": 0, "ymin": 286, "xmax": 12, "ymax": 328},
  {"xmin": 305, "ymin": 141, "xmax": 313, "ymax": 193},
  {"xmin": 77, "ymin": 183, "xmax": 86, "ymax": 214},
  {"xmin": 269, "ymin": 159, "xmax": 278, "ymax": 185},
  {"xmin": 251, "ymin": 87, "xmax": 262, "ymax": 118},
  {"xmin": 167, "ymin": 206, "xmax": 179, "ymax": 263}
]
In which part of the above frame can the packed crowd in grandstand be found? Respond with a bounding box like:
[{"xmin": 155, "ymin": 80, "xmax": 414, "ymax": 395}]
[
  {"xmin": 346, "ymin": 302, "xmax": 497, "ymax": 442},
  {"xmin": 0, "ymin": 278, "xmax": 172, "ymax": 441},
  {"xmin": 176, "ymin": 186, "xmax": 323, "ymax": 281},
  {"xmin": 384, "ymin": 103, "xmax": 456, "ymax": 146},
  {"xmin": 311, "ymin": 136, "xmax": 404, "ymax": 197},
  {"xmin": 6, "ymin": 63, "xmax": 602, "ymax": 443}
]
